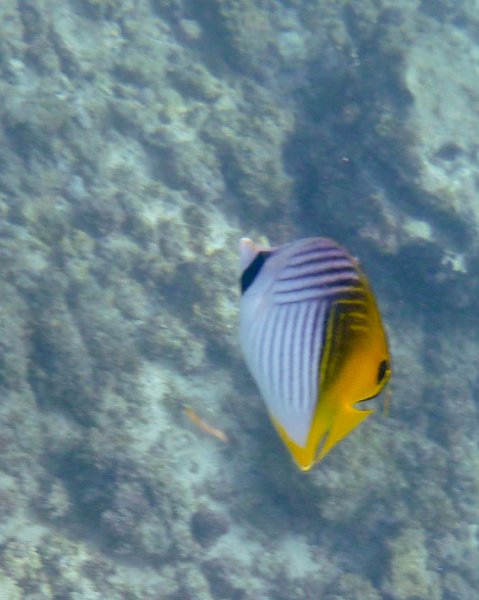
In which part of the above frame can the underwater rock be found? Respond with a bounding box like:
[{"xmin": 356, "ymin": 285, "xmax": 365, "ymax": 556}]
[
  {"xmin": 201, "ymin": 559, "xmax": 245, "ymax": 600},
  {"xmin": 0, "ymin": 0, "xmax": 478, "ymax": 598},
  {"xmin": 384, "ymin": 526, "xmax": 442, "ymax": 600},
  {"xmin": 139, "ymin": 312, "xmax": 206, "ymax": 372},
  {"xmin": 190, "ymin": 507, "xmax": 229, "ymax": 548},
  {"xmin": 26, "ymin": 272, "xmax": 97, "ymax": 423},
  {"xmin": 40, "ymin": 479, "xmax": 71, "ymax": 522},
  {"xmin": 0, "ymin": 573, "xmax": 22, "ymax": 600},
  {"xmin": 101, "ymin": 480, "xmax": 150, "ymax": 540}
]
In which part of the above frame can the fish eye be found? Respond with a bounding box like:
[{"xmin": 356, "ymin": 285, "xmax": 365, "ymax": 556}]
[{"xmin": 377, "ymin": 359, "xmax": 389, "ymax": 384}]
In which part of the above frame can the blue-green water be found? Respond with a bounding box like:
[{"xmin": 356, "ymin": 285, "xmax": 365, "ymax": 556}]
[{"xmin": 0, "ymin": 1, "xmax": 476, "ymax": 598}]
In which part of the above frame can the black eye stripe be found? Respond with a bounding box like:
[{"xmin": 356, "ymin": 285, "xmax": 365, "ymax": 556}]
[
  {"xmin": 240, "ymin": 251, "xmax": 271, "ymax": 294},
  {"xmin": 377, "ymin": 359, "xmax": 389, "ymax": 384}
]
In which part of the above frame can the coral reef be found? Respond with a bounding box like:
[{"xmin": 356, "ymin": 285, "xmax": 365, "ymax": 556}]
[{"xmin": 0, "ymin": 0, "xmax": 478, "ymax": 599}]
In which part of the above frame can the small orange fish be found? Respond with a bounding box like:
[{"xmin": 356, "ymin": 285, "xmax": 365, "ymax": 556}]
[{"xmin": 184, "ymin": 407, "xmax": 229, "ymax": 443}]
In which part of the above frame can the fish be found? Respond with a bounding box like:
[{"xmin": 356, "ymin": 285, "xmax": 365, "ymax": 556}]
[
  {"xmin": 184, "ymin": 407, "xmax": 229, "ymax": 443},
  {"xmin": 239, "ymin": 237, "xmax": 391, "ymax": 471}
]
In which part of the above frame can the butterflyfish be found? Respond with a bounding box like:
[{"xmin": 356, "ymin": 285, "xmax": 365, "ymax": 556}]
[{"xmin": 239, "ymin": 237, "xmax": 391, "ymax": 471}]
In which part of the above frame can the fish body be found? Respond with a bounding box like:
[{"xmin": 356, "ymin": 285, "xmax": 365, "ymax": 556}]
[
  {"xmin": 184, "ymin": 407, "xmax": 229, "ymax": 443},
  {"xmin": 239, "ymin": 237, "xmax": 391, "ymax": 471}
]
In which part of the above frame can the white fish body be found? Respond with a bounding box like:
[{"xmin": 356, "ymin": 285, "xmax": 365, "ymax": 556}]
[{"xmin": 239, "ymin": 237, "xmax": 391, "ymax": 470}]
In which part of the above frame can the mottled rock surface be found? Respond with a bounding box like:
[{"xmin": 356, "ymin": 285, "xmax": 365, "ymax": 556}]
[{"xmin": 0, "ymin": 0, "xmax": 477, "ymax": 599}]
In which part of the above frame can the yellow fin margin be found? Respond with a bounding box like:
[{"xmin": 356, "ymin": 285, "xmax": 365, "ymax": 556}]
[{"xmin": 273, "ymin": 403, "xmax": 374, "ymax": 471}]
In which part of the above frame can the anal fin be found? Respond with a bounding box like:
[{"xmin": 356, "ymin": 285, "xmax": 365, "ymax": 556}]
[{"xmin": 316, "ymin": 406, "xmax": 373, "ymax": 462}]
